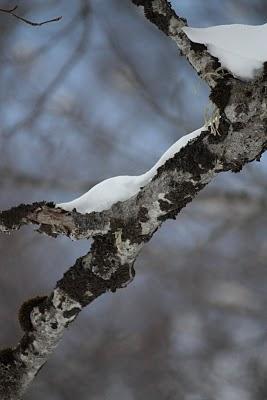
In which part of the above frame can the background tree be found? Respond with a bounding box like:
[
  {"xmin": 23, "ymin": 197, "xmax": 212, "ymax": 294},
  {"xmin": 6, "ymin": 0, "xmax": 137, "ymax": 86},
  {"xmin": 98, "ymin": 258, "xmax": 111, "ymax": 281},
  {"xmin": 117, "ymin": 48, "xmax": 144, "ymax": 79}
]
[{"xmin": 0, "ymin": 1, "xmax": 266, "ymax": 399}]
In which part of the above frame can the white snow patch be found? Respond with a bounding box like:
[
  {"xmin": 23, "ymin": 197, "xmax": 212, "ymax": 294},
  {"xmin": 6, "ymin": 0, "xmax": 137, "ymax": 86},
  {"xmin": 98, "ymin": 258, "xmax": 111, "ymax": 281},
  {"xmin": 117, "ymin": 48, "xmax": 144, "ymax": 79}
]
[
  {"xmin": 182, "ymin": 23, "xmax": 267, "ymax": 80},
  {"xmin": 57, "ymin": 127, "xmax": 203, "ymax": 214}
]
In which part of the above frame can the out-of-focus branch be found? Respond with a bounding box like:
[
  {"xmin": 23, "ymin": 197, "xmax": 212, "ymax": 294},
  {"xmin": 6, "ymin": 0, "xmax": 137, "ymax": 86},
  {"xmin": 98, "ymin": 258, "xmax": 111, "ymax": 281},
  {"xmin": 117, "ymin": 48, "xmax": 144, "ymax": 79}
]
[
  {"xmin": 0, "ymin": 166, "xmax": 97, "ymax": 191},
  {"xmin": 0, "ymin": 5, "xmax": 62, "ymax": 27},
  {"xmin": 195, "ymin": 190, "xmax": 267, "ymax": 217},
  {"xmin": 1, "ymin": 8, "xmax": 84, "ymax": 66},
  {"xmin": 99, "ymin": 18, "xmax": 187, "ymax": 129},
  {"xmin": 2, "ymin": 0, "xmax": 91, "ymax": 139}
]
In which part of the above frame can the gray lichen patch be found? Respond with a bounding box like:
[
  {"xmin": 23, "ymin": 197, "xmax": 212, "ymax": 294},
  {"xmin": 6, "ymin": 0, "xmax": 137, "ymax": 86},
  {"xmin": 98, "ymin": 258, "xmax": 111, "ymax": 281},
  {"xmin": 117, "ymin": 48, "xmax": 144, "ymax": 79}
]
[
  {"xmin": 71, "ymin": 210, "xmax": 111, "ymax": 238},
  {"xmin": 207, "ymin": 117, "xmax": 230, "ymax": 143},
  {"xmin": 132, "ymin": 0, "xmax": 182, "ymax": 36},
  {"xmin": 158, "ymin": 180, "xmax": 207, "ymax": 222},
  {"xmin": 57, "ymin": 256, "xmax": 109, "ymax": 306},
  {"xmin": 56, "ymin": 252, "xmax": 135, "ymax": 306},
  {"xmin": 210, "ymin": 78, "xmax": 232, "ymax": 112},
  {"xmin": 19, "ymin": 334, "xmax": 35, "ymax": 355},
  {"xmin": 154, "ymin": 130, "xmax": 217, "ymax": 181},
  {"xmin": 0, "ymin": 202, "xmax": 54, "ymax": 231},
  {"xmin": 19, "ymin": 296, "xmax": 48, "ymax": 332},
  {"xmin": 112, "ymin": 218, "xmax": 150, "ymax": 245},
  {"xmin": 0, "ymin": 348, "xmax": 25, "ymax": 400}
]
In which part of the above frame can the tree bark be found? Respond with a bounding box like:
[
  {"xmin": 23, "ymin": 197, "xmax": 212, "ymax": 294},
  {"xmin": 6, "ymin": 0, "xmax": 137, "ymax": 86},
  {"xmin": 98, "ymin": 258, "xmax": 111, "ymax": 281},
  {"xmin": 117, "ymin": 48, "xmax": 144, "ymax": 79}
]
[{"xmin": 0, "ymin": 1, "xmax": 266, "ymax": 398}]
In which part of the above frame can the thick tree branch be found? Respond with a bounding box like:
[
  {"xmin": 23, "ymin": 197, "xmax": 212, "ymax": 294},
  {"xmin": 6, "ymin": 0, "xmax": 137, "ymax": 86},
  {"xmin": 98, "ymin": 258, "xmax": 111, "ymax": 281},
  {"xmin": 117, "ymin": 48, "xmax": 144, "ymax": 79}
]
[
  {"xmin": 0, "ymin": 2, "xmax": 267, "ymax": 398},
  {"xmin": 1, "ymin": 120, "xmax": 266, "ymax": 241},
  {"xmin": 0, "ymin": 115, "xmax": 266, "ymax": 398},
  {"xmin": 131, "ymin": 0, "xmax": 228, "ymax": 86}
]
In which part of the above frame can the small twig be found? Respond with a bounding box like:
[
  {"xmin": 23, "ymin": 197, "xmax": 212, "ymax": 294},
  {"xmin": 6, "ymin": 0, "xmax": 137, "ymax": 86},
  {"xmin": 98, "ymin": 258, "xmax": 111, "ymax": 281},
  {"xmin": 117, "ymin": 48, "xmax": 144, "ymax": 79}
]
[{"xmin": 0, "ymin": 4, "xmax": 62, "ymax": 26}]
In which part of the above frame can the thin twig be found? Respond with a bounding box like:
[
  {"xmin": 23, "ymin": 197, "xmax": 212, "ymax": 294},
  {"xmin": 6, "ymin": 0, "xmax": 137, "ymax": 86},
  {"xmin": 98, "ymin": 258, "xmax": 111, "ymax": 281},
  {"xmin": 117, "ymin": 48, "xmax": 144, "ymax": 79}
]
[
  {"xmin": 1, "ymin": 0, "xmax": 90, "ymax": 140},
  {"xmin": 0, "ymin": 5, "xmax": 62, "ymax": 26}
]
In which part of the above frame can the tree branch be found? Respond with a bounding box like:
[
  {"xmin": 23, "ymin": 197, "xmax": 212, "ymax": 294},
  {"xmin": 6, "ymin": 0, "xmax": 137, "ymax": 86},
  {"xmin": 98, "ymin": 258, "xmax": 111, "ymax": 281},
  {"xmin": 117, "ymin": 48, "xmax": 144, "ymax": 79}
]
[
  {"xmin": 131, "ymin": 0, "xmax": 228, "ymax": 87},
  {"xmin": 0, "ymin": 5, "xmax": 62, "ymax": 27},
  {"xmin": 0, "ymin": 119, "xmax": 266, "ymax": 397},
  {"xmin": 0, "ymin": 120, "xmax": 266, "ymax": 241},
  {"xmin": 0, "ymin": 1, "xmax": 267, "ymax": 398}
]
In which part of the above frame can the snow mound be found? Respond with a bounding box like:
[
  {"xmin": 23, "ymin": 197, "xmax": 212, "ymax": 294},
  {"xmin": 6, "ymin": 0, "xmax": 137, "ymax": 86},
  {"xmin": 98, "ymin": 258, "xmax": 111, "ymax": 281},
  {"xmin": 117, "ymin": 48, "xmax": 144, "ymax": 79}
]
[
  {"xmin": 57, "ymin": 127, "xmax": 203, "ymax": 214},
  {"xmin": 183, "ymin": 23, "xmax": 267, "ymax": 80}
]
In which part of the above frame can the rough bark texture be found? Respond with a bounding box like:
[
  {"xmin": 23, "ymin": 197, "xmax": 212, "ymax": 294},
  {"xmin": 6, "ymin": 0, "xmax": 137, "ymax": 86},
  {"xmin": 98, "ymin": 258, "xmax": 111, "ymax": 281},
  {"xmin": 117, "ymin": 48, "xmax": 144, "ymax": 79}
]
[
  {"xmin": 131, "ymin": 0, "xmax": 228, "ymax": 87},
  {"xmin": 0, "ymin": 1, "xmax": 266, "ymax": 399}
]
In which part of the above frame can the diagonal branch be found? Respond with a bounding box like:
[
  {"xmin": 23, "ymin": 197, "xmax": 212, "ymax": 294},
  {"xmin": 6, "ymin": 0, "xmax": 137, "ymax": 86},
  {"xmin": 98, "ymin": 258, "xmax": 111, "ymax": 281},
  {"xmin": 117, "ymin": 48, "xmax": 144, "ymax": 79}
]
[
  {"xmin": 0, "ymin": 120, "xmax": 266, "ymax": 398},
  {"xmin": 131, "ymin": 0, "xmax": 231, "ymax": 87},
  {"xmin": 0, "ymin": 2, "xmax": 267, "ymax": 398},
  {"xmin": 0, "ymin": 120, "xmax": 266, "ymax": 241},
  {"xmin": 1, "ymin": 62, "xmax": 266, "ymax": 398}
]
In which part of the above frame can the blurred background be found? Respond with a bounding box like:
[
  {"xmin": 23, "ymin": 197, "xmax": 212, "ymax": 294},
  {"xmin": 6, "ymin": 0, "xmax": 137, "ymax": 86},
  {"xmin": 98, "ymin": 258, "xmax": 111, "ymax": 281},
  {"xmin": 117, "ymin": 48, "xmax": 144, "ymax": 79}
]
[{"xmin": 0, "ymin": 1, "xmax": 266, "ymax": 399}]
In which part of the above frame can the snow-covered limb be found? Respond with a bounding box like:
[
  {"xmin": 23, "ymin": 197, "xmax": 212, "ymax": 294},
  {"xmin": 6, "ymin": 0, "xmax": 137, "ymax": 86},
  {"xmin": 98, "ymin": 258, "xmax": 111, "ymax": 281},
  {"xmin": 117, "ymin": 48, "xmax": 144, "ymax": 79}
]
[
  {"xmin": 1, "ymin": 2, "xmax": 267, "ymax": 398},
  {"xmin": 183, "ymin": 24, "xmax": 267, "ymax": 80},
  {"xmin": 0, "ymin": 53, "xmax": 267, "ymax": 400},
  {"xmin": 0, "ymin": 111, "xmax": 266, "ymax": 242},
  {"xmin": 57, "ymin": 128, "xmax": 202, "ymax": 214},
  {"xmin": 131, "ymin": 0, "xmax": 228, "ymax": 86},
  {"xmin": 0, "ymin": 117, "xmax": 266, "ymax": 398},
  {"xmin": 0, "ymin": 129, "xmax": 205, "ymax": 239}
]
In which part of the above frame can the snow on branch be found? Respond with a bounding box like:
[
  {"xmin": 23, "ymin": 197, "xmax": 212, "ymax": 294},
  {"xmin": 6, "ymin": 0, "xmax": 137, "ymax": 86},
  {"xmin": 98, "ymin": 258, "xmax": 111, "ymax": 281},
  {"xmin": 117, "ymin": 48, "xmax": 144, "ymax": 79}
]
[
  {"xmin": 183, "ymin": 24, "xmax": 267, "ymax": 81},
  {"xmin": 0, "ymin": 119, "xmax": 266, "ymax": 398},
  {"xmin": 1, "ymin": 1, "xmax": 267, "ymax": 398},
  {"xmin": 0, "ymin": 117, "xmax": 266, "ymax": 243},
  {"xmin": 131, "ymin": 0, "xmax": 227, "ymax": 87}
]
